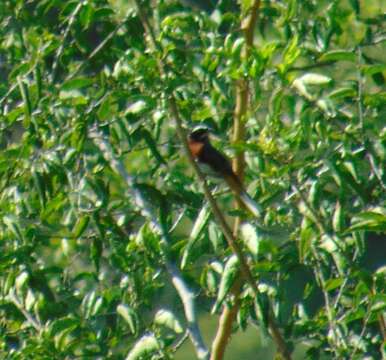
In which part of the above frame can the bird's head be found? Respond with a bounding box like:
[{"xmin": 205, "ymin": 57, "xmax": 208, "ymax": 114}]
[{"xmin": 188, "ymin": 127, "xmax": 210, "ymax": 143}]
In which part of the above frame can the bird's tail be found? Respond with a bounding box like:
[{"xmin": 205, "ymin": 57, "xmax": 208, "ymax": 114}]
[{"xmin": 224, "ymin": 174, "xmax": 262, "ymax": 218}]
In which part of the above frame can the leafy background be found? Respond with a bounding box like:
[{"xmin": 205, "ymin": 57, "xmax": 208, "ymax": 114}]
[{"xmin": 0, "ymin": 0, "xmax": 385, "ymax": 359}]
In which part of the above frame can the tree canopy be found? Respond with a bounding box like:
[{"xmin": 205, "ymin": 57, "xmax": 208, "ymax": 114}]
[{"xmin": 0, "ymin": 0, "xmax": 385, "ymax": 359}]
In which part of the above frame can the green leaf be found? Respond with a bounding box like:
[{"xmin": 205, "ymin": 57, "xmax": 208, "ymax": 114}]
[
  {"xmin": 212, "ymin": 255, "xmax": 239, "ymax": 313},
  {"xmin": 141, "ymin": 129, "xmax": 166, "ymax": 165},
  {"xmin": 333, "ymin": 201, "xmax": 344, "ymax": 233},
  {"xmin": 254, "ymin": 292, "xmax": 270, "ymax": 334},
  {"xmin": 299, "ymin": 219, "xmax": 315, "ymax": 261},
  {"xmin": 297, "ymin": 73, "xmax": 332, "ymax": 86},
  {"xmin": 125, "ymin": 334, "xmax": 160, "ymax": 360},
  {"xmin": 3, "ymin": 215, "xmax": 24, "ymax": 243},
  {"xmin": 325, "ymin": 277, "xmax": 343, "ymax": 291},
  {"xmin": 370, "ymin": 294, "xmax": 386, "ymax": 312},
  {"xmin": 49, "ymin": 317, "xmax": 79, "ymax": 336},
  {"xmin": 208, "ymin": 221, "xmax": 223, "ymax": 252},
  {"xmin": 181, "ymin": 204, "xmax": 211, "ymax": 269},
  {"xmin": 318, "ymin": 50, "xmax": 356, "ymax": 63},
  {"xmin": 204, "ymin": 267, "xmax": 219, "ymax": 294},
  {"xmin": 117, "ymin": 304, "xmax": 138, "ymax": 335},
  {"xmin": 15, "ymin": 271, "xmax": 29, "ymax": 291},
  {"xmin": 154, "ymin": 309, "xmax": 183, "ymax": 334},
  {"xmin": 240, "ymin": 0, "xmax": 254, "ymax": 13},
  {"xmin": 73, "ymin": 216, "xmax": 90, "ymax": 238},
  {"xmin": 61, "ymin": 77, "xmax": 93, "ymax": 91},
  {"xmin": 94, "ymin": 7, "xmax": 115, "ymax": 20},
  {"xmin": 98, "ymin": 94, "xmax": 117, "ymax": 121},
  {"xmin": 240, "ymin": 223, "xmax": 259, "ymax": 257},
  {"xmin": 362, "ymin": 64, "xmax": 386, "ymax": 77},
  {"xmin": 329, "ymin": 87, "xmax": 356, "ymax": 100},
  {"xmin": 32, "ymin": 170, "xmax": 47, "ymax": 208},
  {"xmin": 17, "ymin": 77, "xmax": 32, "ymax": 120},
  {"xmin": 348, "ymin": 0, "xmax": 360, "ymax": 14},
  {"xmin": 346, "ymin": 210, "xmax": 386, "ymax": 233},
  {"xmin": 231, "ymin": 38, "xmax": 245, "ymax": 58},
  {"xmin": 125, "ymin": 100, "xmax": 147, "ymax": 114},
  {"xmin": 279, "ymin": 34, "xmax": 300, "ymax": 73},
  {"xmin": 328, "ymin": 160, "xmax": 370, "ymax": 203},
  {"xmin": 90, "ymin": 236, "xmax": 103, "ymax": 272}
]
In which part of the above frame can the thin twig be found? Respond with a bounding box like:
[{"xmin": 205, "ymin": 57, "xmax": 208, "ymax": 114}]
[
  {"xmin": 310, "ymin": 247, "xmax": 347, "ymax": 355},
  {"xmin": 288, "ymin": 61, "xmax": 335, "ymax": 72},
  {"xmin": 351, "ymin": 291, "xmax": 376, "ymax": 357},
  {"xmin": 8, "ymin": 290, "xmax": 42, "ymax": 332},
  {"xmin": 291, "ymin": 178, "xmax": 348, "ymax": 353},
  {"xmin": 64, "ymin": 15, "xmax": 129, "ymax": 82},
  {"xmin": 172, "ymin": 330, "xmax": 190, "ymax": 352},
  {"xmin": 333, "ymin": 247, "xmax": 360, "ymax": 310},
  {"xmin": 51, "ymin": 2, "xmax": 84, "ymax": 82}
]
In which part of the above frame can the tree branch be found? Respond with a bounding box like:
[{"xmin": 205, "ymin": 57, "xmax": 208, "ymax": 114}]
[
  {"xmin": 212, "ymin": 2, "xmax": 262, "ymax": 360},
  {"xmin": 232, "ymin": 0, "xmax": 261, "ymax": 181},
  {"xmin": 132, "ymin": 2, "xmax": 291, "ymax": 359},
  {"xmin": 89, "ymin": 126, "xmax": 209, "ymax": 360},
  {"xmin": 210, "ymin": 278, "xmax": 243, "ymax": 360}
]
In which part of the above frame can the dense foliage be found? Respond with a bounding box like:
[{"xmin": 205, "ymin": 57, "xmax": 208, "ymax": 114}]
[{"xmin": 0, "ymin": 0, "xmax": 385, "ymax": 359}]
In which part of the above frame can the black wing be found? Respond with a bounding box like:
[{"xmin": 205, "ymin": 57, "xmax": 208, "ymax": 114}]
[{"xmin": 198, "ymin": 143, "xmax": 235, "ymax": 178}]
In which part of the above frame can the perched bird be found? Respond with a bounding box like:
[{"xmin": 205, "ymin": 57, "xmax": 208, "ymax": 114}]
[{"xmin": 188, "ymin": 127, "xmax": 262, "ymax": 217}]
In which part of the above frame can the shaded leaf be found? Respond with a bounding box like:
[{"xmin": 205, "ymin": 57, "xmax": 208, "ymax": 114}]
[{"xmin": 212, "ymin": 255, "xmax": 239, "ymax": 313}]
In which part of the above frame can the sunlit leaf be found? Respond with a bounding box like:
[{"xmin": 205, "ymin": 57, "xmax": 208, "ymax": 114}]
[
  {"xmin": 117, "ymin": 304, "xmax": 138, "ymax": 335},
  {"xmin": 154, "ymin": 309, "xmax": 183, "ymax": 334},
  {"xmin": 125, "ymin": 334, "xmax": 160, "ymax": 360},
  {"xmin": 240, "ymin": 223, "xmax": 259, "ymax": 257},
  {"xmin": 346, "ymin": 210, "xmax": 386, "ymax": 233}
]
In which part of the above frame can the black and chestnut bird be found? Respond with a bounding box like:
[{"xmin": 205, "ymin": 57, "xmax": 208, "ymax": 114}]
[{"xmin": 188, "ymin": 127, "xmax": 262, "ymax": 217}]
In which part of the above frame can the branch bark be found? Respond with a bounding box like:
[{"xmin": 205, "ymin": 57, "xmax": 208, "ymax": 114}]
[
  {"xmin": 212, "ymin": 2, "xmax": 262, "ymax": 360},
  {"xmin": 232, "ymin": 0, "xmax": 260, "ymax": 180},
  {"xmin": 210, "ymin": 278, "xmax": 243, "ymax": 360}
]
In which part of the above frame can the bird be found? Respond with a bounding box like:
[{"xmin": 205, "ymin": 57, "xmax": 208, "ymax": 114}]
[{"xmin": 188, "ymin": 127, "xmax": 262, "ymax": 217}]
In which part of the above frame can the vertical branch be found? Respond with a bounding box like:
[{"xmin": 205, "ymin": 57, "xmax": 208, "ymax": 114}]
[
  {"xmin": 212, "ymin": 3, "xmax": 261, "ymax": 360},
  {"xmin": 232, "ymin": 0, "xmax": 261, "ymax": 181},
  {"xmin": 210, "ymin": 278, "xmax": 243, "ymax": 360}
]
